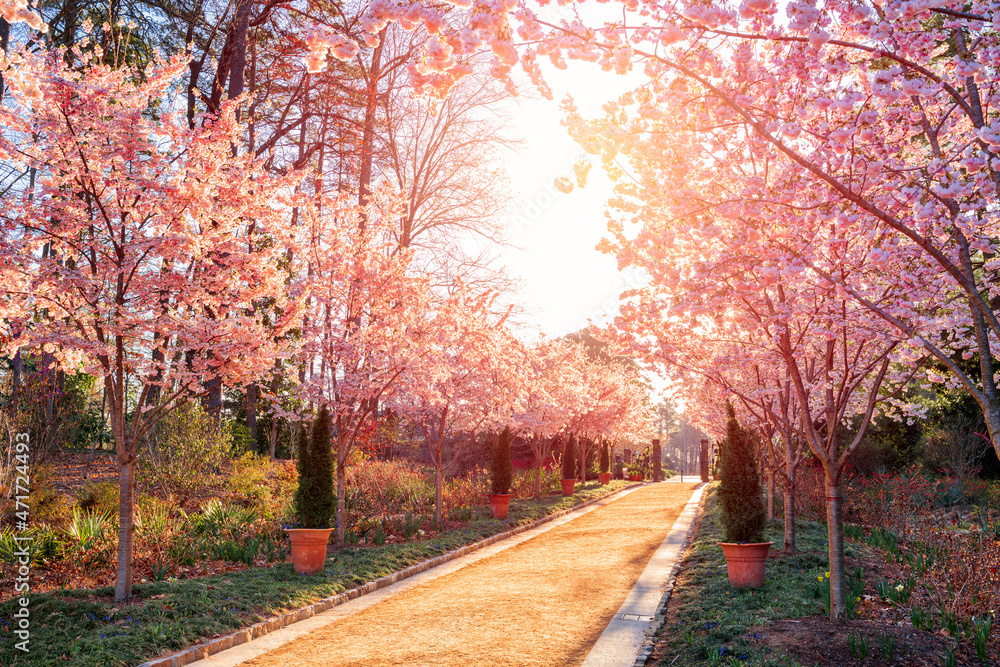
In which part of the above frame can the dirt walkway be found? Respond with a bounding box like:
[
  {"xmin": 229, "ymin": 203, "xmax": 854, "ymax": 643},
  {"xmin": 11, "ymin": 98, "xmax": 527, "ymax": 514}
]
[{"xmin": 237, "ymin": 482, "xmax": 699, "ymax": 667}]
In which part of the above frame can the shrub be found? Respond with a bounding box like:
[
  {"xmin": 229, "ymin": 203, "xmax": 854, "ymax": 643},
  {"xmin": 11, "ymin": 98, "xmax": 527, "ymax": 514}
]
[
  {"xmin": 75, "ymin": 481, "xmax": 119, "ymax": 514},
  {"xmin": 65, "ymin": 507, "xmax": 115, "ymax": 567},
  {"xmin": 718, "ymin": 404, "xmax": 766, "ymax": 543},
  {"xmin": 293, "ymin": 408, "xmax": 336, "ymax": 529},
  {"xmin": 230, "ymin": 420, "xmax": 256, "ymax": 457},
  {"xmin": 226, "ymin": 453, "xmax": 297, "ymax": 520},
  {"xmin": 442, "ymin": 466, "xmax": 489, "ymax": 512},
  {"xmin": 140, "ymin": 400, "xmax": 230, "ymax": 502},
  {"xmin": 921, "ymin": 413, "xmax": 989, "ymax": 479},
  {"xmin": 510, "ymin": 467, "xmax": 559, "ymax": 498},
  {"xmin": 600, "ymin": 440, "xmax": 610, "ymax": 474},
  {"xmin": 24, "ymin": 465, "xmax": 72, "ymax": 525},
  {"xmin": 490, "ymin": 426, "xmax": 513, "ymax": 495},
  {"xmin": 562, "ymin": 433, "xmax": 577, "ymax": 480}
]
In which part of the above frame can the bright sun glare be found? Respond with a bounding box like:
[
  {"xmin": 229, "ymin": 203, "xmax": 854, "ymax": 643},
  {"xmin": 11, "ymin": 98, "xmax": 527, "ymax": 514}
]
[{"xmin": 504, "ymin": 60, "xmax": 641, "ymax": 339}]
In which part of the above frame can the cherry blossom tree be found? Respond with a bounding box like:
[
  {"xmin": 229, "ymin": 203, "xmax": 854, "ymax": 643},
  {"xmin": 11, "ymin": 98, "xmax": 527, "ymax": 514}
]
[
  {"xmin": 393, "ymin": 287, "xmax": 524, "ymax": 528},
  {"xmin": 531, "ymin": 0, "xmax": 1000, "ymax": 460},
  {"xmin": 288, "ymin": 190, "xmax": 439, "ymax": 547},
  {"xmin": 514, "ymin": 339, "xmax": 587, "ymax": 498},
  {"xmin": 606, "ymin": 198, "xmax": 930, "ymax": 619},
  {"xmin": 0, "ymin": 50, "xmax": 303, "ymax": 601}
]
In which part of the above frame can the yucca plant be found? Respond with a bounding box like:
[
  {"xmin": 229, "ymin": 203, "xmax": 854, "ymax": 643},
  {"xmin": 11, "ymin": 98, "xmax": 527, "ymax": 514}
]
[{"xmin": 66, "ymin": 507, "xmax": 113, "ymax": 565}]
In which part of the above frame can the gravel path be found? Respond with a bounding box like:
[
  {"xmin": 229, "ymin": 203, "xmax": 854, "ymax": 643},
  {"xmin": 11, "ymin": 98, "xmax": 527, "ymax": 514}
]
[{"xmin": 234, "ymin": 482, "xmax": 699, "ymax": 667}]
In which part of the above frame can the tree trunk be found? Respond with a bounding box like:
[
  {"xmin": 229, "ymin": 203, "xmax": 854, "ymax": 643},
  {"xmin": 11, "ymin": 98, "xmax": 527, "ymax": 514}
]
[
  {"xmin": 783, "ymin": 483, "xmax": 796, "ymax": 555},
  {"xmin": 336, "ymin": 436, "xmax": 346, "ymax": 548},
  {"xmin": 357, "ymin": 28, "xmax": 387, "ymax": 232},
  {"xmin": 10, "ymin": 348, "xmax": 20, "ymax": 415},
  {"xmin": 534, "ymin": 443, "xmax": 543, "ymax": 501},
  {"xmin": 268, "ymin": 416, "xmax": 278, "ymax": 459},
  {"xmin": 767, "ymin": 468, "xmax": 775, "ymax": 520},
  {"xmin": 0, "ymin": 18, "xmax": 9, "ymax": 102},
  {"xmin": 114, "ymin": 451, "xmax": 136, "ymax": 602},
  {"xmin": 434, "ymin": 456, "xmax": 443, "ymax": 530},
  {"xmin": 824, "ymin": 474, "xmax": 847, "ymax": 621},
  {"xmin": 203, "ymin": 377, "xmax": 223, "ymax": 421},
  {"xmin": 246, "ymin": 383, "xmax": 258, "ymax": 442}
]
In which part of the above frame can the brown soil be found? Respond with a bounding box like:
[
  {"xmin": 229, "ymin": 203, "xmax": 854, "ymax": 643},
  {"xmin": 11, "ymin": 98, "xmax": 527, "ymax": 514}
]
[
  {"xmin": 44, "ymin": 449, "xmax": 119, "ymax": 493},
  {"xmin": 240, "ymin": 482, "xmax": 701, "ymax": 667},
  {"xmin": 758, "ymin": 617, "xmax": 979, "ymax": 666}
]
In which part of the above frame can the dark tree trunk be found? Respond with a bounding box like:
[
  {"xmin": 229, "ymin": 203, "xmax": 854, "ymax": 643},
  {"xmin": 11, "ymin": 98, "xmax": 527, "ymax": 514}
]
[
  {"xmin": 358, "ymin": 29, "xmax": 387, "ymax": 227},
  {"xmin": 246, "ymin": 384, "xmax": 259, "ymax": 441}
]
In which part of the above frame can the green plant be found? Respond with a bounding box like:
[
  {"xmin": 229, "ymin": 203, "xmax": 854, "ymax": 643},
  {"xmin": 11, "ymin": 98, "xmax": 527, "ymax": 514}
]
[
  {"xmin": 402, "ymin": 512, "xmax": 424, "ymax": 538},
  {"xmin": 372, "ymin": 522, "xmax": 387, "ymax": 546},
  {"xmin": 879, "ymin": 633, "xmax": 894, "ymax": 661},
  {"xmin": 941, "ymin": 645, "xmax": 956, "ymax": 667},
  {"xmin": 562, "ymin": 433, "xmax": 577, "ymax": 480},
  {"xmin": 847, "ymin": 633, "xmax": 869, "ymax": 659},
  {"xmin": 65, "ymin": 506, "xmax": 114, "ymax": 565},
  {"xmin": 940, "ymin": 607, "xmax": 959, "ymax": 638},
  {"xmin": 972, "ymin": 614, "xmax": 992, "ymax": 663},
  {"xmin": 293, "ymin": 408, "xmax": 336, "ymax": 529},
  {"xmin": 448, "ymin": 505, "xmax": 473, "ymax": 521},
  {"xmin": 490, "ymin": 426, "xmax": 513, "ymax": 495},
  {"xmin": 139, "ymin": 400, "xmax": 231, "ymax": 501},
  {"xmin": 912, "ymin": 606, "xmax": 934, "ymax": 632},
  {"xmin": 75, "ymin": 481, "xmax": 119, "ymax": 514},
  {"xmin": 150, "ymin": 561, "xmax": 171, "ymax": 581},
  {"xmin": 600, "ymin": 440, "xmax": 610, "ymax": 474},
  {"xmin": 717, "ymin": 404, "xmax": 766, "ymax": 543}
]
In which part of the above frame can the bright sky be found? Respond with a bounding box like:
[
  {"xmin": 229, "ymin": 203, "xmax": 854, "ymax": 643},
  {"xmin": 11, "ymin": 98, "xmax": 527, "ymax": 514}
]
[
  {"xmin": 483, "ymin": 7, "xmax": 656, "ymax": 340},
  {"xmin": 500, "ymin": 59, "xmax": 674, "ymax": 400},
  {"xmin": 503, "ymin": 68, "xmax": 631, "ymax": 339}
]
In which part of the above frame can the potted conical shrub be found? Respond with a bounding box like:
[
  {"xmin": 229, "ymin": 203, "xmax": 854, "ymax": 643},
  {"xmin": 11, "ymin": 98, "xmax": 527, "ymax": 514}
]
[
  {"xmin": 717, "ymin": 404, "xmax": 772, "ymax": 588},
  {"xmin": 561, "ymin": 433, "xmax": 577, "ymax": 496},
  {"xmin": 598, "ymin": 440, "xmax": 611, "ymax": 485},
  {"xmin": 286, "ymin": 406, "xmax": 336, "ymax": 575},
  {"xmin": 489, "ymin": 426, "xmax": 514, "ymax": 518}
]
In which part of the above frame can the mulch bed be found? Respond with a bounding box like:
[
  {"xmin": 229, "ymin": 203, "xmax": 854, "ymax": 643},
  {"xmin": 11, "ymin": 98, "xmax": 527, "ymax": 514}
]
[
  {"xmin": 44, "ymin": 449, "xmax": 119, "ymax": 493},
  {"xmin": 757, "ymin": 617, "xmax": 977, "ymax": 666},
  {"xmin": 647, "ymin": 528, "xmax": 987, "ymax": 666}
]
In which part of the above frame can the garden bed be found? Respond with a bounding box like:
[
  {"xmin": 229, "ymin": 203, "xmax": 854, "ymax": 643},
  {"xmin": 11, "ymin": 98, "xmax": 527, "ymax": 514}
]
[
  {"xmin": 0, "ymin": 479, "xmax": 630, "ymax": 666},
  {"xmin": 645, "ymin": 487, "xmax": 989, "ymax": 666}
]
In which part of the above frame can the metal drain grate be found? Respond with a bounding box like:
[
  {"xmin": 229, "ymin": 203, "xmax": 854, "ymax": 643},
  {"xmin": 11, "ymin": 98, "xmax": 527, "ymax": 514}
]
[{"xmin": 620, "ymin": 614, "xmax": 654, "ymax": 622}]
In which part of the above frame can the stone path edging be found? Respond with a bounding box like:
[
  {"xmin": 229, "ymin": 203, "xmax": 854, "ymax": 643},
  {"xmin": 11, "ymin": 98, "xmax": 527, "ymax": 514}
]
[
  {"xmin": 137, "ymin": 483, "xmax": 645, "ymax": 667},
  {"xmin": 632, "ymin": 482, "xmax": 711, "ymax": 667},
  {"xmin": 579, "ymin": 482, "xmax": 708, "ymax": 667}
]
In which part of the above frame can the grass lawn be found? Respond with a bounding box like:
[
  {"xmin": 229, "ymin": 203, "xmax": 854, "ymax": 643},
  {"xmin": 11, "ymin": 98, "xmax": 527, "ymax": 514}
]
[
  {"xmin": 650, "ymin": 486, "xmax": 847, "ymax": 666},
  {"xmin": 649, "ymin": 487, "xmax": 977, "ymax": 667},
  {"xmin": 0, "ymin": 480, "xmax": 629, "ymax": 666}
]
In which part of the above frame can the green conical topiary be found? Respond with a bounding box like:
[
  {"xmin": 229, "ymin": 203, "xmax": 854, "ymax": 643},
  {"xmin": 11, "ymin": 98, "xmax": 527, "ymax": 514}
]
[
  {"xmin": 293, "ymin": 406, "xmax": 336, "ymax": 529},
  {"xmin": 491, "ymin": 426, "xmax": 513, "ymax": 495},
  {"xmin": 718, "ymin": 403, "xmax": 766, "ymax": 543},
  {"xmin": 562, "ymin": 432, "xmax": 577, "ymax": 480},
  {"xmin": 599, "ymin": 440, "xmax": 611, "ymax": 474}
]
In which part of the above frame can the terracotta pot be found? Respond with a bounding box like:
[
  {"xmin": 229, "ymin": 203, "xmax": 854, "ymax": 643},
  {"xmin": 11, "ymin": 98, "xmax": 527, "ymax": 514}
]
[
  {"xmin": 285, "ymin": 527, "xmax": 334, "ymax": 575},
  {"xmin": 598, "ymin": 472, "xmax": 611, "ymax": 485},
  {"xmin": 560, "ymin": 478, "xmax": 576, "ymax": 496},
  {"xmin": 718, "ymin": 542, "xmax": 773, "ymax": 588},
  {"xmin": 489, "ymin": 493, "xmax": 513, "ymax": 519},
  {"xmin": 629, "ymin": 474, "xmax": 643, "ymax": 482}
]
